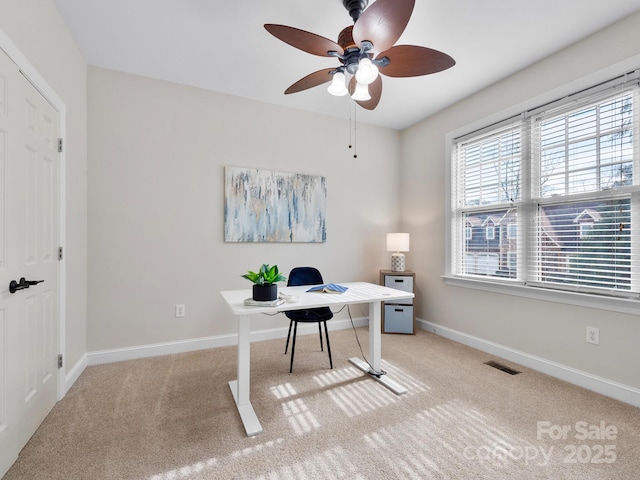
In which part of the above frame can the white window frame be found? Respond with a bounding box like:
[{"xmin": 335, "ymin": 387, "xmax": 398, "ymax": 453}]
[{"xmin": 444, "ymin": 58, "xmax": 640, "ymax": 316}]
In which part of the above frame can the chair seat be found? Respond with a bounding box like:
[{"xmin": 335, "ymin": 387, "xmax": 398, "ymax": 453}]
[{"xmin": 285, "ymin": 307, "xmax": 333, "ymax": 323}]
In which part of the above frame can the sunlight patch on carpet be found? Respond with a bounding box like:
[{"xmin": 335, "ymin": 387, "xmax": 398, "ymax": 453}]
[
  {"xmin": 316, "ymin": 361, "xmax": 431, "ymax": 418},
  {"xmin": 253, "ymin": 446, "xmax": 367, "ymax": 480},
  {"xmin": 312, "ymin": 366, "xmax": 363, "ymax": 387},
  {"xmin": 282, "ymin": 398, "xmax": 321, "ymax": 435},
  {"xmin": 363, "ymin": 399, "xmax": 542, "ymax": 476},
  {"xmin": 325, "ymin": 376, "xmax": 398, "ymax": 417},
  {"xmin": 377, "ymin": 360, "xmax": 431, "ymax": 393},
  {"xmin": 313, "ymin": 361, "xmax": 430, "ymax": 394},
  {"xmin": 148, "ymin": 439, "xmax": 290, "ymax": 479},
  {"xmin": 148, "ymin": 457, "xmax": 218, "ymax": 480},
  {"xmin": 270, "ymin": 382, "xmax": 297, "ymax": 399},
  {"xmin": 231, "ymin": 438, "xmax": 285, "ymax": 459}
]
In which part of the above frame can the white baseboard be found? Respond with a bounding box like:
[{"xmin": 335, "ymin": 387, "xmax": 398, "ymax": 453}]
[
  {"xmin": 86, "ymin": 333, "xmax": 237, "ymax": 366},
  {"xmin": 85, "ymin": 317, "xmax": 367, "ymax": 367},
  {"xmin": 62, "ymin": 354, "xmax": 87, "ymax": 397},
  {"xmin": 417, "ymin": 318, "xmax": 640, "ymax": 408}
]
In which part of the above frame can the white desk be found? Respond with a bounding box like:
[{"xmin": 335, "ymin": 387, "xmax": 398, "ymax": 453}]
[{"xmin": 220, "ymin": 282, "xmax": 415, "ymax": 436}]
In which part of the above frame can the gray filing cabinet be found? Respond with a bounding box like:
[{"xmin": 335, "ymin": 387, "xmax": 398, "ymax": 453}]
[{"xmin": 380, "ymin": 270, "xmax": 415, "ymax": 334}]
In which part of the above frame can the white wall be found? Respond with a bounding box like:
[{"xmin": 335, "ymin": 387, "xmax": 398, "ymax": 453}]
[
  {"xmin": 402, "ymin": 12, "xmax": 640, "ymax": 390},
  {"xmin": 87, "ymin": 67, "xmax": 401, "ymax": 352},
  {"xmin": 0, "ymin": 0, "xmax": 88, "ymax": 370}
]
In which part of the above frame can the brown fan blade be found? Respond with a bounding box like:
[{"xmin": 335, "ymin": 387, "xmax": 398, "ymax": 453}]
[
  {"xmin": 377, "ymin": 45, "xmax": 455, "ymax": 77},
  {"xmin": 265, "ymin": 24, "xmax": 344, "ymax": 57},
  {"xmin": 352, "ymin": 0, "xmax": 414, "ymax": 55},
  {"xmin": 348, "ymin": 76, "xmax": 383, "ymax": 110},
  {"xmin": 284, "ymin": 68, "xmax": 336, "ymax": 94}
]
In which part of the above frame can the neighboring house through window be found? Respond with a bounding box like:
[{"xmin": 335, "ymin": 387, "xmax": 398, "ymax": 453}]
[{"xmin": 449, "ymin": 70, "xmax": 639, "ymax": 299}]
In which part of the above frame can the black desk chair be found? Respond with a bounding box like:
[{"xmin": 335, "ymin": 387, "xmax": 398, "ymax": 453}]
[{"xmin": 284, "ymin": 267, "xmax": 334, "ymax": 373}]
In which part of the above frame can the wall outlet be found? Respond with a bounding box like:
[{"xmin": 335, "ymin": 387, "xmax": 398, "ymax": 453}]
[
  {"xmin": 175, "ymin": 304, "xmax": 185, "ymax": 318},
  {"xmin": 586, "ymin": 326, "xmax": 599, "ymax": 345}
]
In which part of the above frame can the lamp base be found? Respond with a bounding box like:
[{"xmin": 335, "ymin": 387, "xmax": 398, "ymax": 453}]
[{"xmin": 391, "ymin": 253, "xmax": 405, "ymax": 272}]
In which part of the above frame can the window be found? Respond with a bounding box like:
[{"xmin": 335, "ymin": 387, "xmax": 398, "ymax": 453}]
[
  {"xmin": 486, "ymin": 225, "xmax": 496, "ymax": 240},
  {"xmin": 465, "ymin": 226, "xmax": 472, "ymax": 240},
  {"xmin": 450, "ymin": 72, "xmax": 640, "ymax": 300},
  {"xmin": 579, "ymin": 222, "xmax": 594, "ymax": 239}
]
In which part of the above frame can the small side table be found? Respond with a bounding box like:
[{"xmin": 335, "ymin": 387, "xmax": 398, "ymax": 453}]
[{"xmin": 380, "ymin": 270, "xmax": 415, "ymax": 334}]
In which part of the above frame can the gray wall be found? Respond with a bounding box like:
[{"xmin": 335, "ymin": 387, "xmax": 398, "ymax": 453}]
[
  {"xmin": 87, "ymin": 67, "xmax": 401, "ymax": 351},
  {"xmin": 402, "ymin": 12, "xmax": 640, "ymax": 390},
  {"xmin": 0, "ymin": 0, "xmax": 88, "ymax": 370}
]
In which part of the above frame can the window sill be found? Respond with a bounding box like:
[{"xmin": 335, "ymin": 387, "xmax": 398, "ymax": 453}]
[{"xmin": 442, "ymin": 275, "xmax": 640, "ymax": 316}]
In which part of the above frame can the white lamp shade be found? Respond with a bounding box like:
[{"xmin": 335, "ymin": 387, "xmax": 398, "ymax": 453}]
[
  {"xmin": 351, "ymin": 81, "xmax": 371, "ymax": 101},
  {"xmin": 355, "ymin": 57, "xmax": 379, "ymax": 85},
  {"xmin": 387, "ymin": 233, "xmax": 410, "ymax": 252},
  {"xmin": 327, "ymin": 72, "xmax": 348, "ymax": 96}
]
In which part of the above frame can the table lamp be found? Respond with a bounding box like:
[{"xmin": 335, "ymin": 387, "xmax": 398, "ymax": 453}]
[{"xmin": 387, "ymin": 233, "xmax": 410, "ymax": 272}]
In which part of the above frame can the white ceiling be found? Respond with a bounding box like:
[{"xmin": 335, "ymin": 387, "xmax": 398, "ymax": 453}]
[{"xmin": 52, "ymin": 0, "xmax": 640, "ymax": 130}]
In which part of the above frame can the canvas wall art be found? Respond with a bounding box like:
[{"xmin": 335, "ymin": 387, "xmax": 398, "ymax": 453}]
[{"xmin": 224, "ymin": 167, "xmax": 327, "ymax": 242}]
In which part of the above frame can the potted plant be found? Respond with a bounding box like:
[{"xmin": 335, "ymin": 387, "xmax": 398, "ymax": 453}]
[{"xmin": 242, "ymin": 264, "xmax": 287, "ymax": 301}]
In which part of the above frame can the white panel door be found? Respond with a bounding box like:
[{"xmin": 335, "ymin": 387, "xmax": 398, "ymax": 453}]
[{"xmin": 0, "ymin": 48, "xmax": 60, "ymax": 477}]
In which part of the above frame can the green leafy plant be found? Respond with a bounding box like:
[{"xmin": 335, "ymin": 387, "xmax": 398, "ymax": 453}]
[{"xmin": 242, "ymin": 264, "xmax": 286, "ymax": 285}]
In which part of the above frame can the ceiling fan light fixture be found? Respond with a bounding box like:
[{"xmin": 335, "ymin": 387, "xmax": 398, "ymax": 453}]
[
  {"xmin": 266, "ymin": 0, "xmax": 456, "ymax": 110},
  {"xmin": 327, "ymin": 71, "xmax": 348, "ymax": 96},
  {"xmin": 355, "ymin": 57, "xmax": 379, "ymax": 85},
  {"xmin": 351, "ymin": 81, "xmax": 371, "ymax": 101}
]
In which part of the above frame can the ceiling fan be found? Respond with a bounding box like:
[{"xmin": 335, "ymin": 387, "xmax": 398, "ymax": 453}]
[{"xmin": 264, "ymin": 0, "xmax": 455, "ymax": 110}]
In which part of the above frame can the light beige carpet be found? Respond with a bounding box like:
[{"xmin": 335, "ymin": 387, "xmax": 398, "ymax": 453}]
[{"xmin": 4, "ymin": 328, "xmax": 639, "ymax": 479}]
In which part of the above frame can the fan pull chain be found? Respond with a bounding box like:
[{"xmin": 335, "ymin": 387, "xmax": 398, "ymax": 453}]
[
  {"xmin": 353, "ymin": 105, "xmax": 358, "ymax": 158},
  {"xmin": 348, "ymin": 100, "xmax": 358, "ymax": 158},
  {"xmin": 348, "ymin": 101, "xmax": 353, "ymax": 151}
]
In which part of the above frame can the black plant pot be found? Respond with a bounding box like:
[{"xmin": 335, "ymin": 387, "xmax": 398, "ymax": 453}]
[{"xmin": 253, "ymin": 283, "xmax": 278, "ymax": 302}]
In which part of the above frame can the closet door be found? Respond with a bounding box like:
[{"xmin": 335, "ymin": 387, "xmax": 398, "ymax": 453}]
[{"xmin": 0, "ymin": 48, "xmax": 60, "ymax": 478}]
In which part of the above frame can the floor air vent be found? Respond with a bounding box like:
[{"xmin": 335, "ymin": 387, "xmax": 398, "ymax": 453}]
[{"xmin": 484, "ymin": 360, "xmax": 521, "ymax": 375}]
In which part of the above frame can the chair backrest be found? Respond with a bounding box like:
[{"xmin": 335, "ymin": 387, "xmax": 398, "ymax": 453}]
[
  {"xmin": 285, "ymin": 267, "xmax": 333, "ymax": 321},
  {"xmin": 287, "ymin": 267, "xmax": 324, "ymax": 287}
]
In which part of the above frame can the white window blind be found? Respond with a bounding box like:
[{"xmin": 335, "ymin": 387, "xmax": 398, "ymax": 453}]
[
  {"xmin": 451, "ymin": 72, "xmax": 640, "ymax": 299},
  {"xmin": 453, "ymin": 122, "xmax": 522, "ymax": 281}
]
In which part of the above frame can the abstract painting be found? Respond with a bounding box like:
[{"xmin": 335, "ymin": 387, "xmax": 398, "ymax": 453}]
[{"xmin": 224, "ymin": 167, "xmax": 327, "ymax": 242}]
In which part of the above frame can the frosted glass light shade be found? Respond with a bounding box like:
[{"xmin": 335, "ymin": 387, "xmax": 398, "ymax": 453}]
[
  {"xmin": 355, "ymin": 57, "xmax": 379, "ymax": 85},
  {"xmin": 327, "ymin": 72, "xmax": 348, "ymax": 96},
  {"xmin": 351, "ymin": 81, "xmax": 371, "ymax": 101}
]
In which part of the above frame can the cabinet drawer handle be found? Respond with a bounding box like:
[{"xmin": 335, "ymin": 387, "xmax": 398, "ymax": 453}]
[
  {"xmin": 395, "ymin": 308, "xmax": 404, "ymax": 312},
  {"xmin": 394, "ymin": 279, "xmax": 404, "ymax": 283}
]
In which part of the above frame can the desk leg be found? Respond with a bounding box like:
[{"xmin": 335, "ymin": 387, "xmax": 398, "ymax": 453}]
[
  {"xmin": 368, "ymin": 300, "xmax": 381, "ymax": 372},
  {"xmin": 229, "ymin": 314, "xmax": 263, "ymax": 436},
  {"xmin": 349, "ymin": 301, "xmax": 407, "ymax": 395}
]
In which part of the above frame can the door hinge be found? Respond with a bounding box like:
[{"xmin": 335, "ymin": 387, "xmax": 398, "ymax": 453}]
[
  {"xmin": 58, "ymin": 138, "xmax": 63, "ymax": 153},
  {"xmin": 58, "ymin": 354, "xmax": 63, "ymax": 369},
  {"xmin": 58, "ymin": 246, "xmax": 63, "ymax": 261}
]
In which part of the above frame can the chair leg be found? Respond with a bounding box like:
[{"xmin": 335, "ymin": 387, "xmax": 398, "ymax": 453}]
[
  {"xmin": 289, "ymin": 321, "xmax": 298, "ymax": 373},
  {"xmin": 285, "ymin": 320, "xmax": 293, "ymax": 354},
  {"xmin": 323, "ymin": 321, "xmax": 333, "ymax": 369},
  {"xmin": 317, "ymin": 323, "xmax": 323, "ymax": 351}
]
